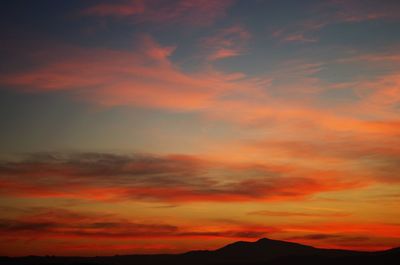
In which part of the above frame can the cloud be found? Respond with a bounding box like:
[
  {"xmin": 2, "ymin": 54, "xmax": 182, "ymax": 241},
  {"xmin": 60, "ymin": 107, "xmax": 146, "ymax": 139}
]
[
  {"xmin": 283, "ymin": 222, "xmax": 400, "ymax": 239},
  {"xmin": 81, "ymin": 0, "xmax": 235, "ymax": 27},
  {"xmin": 281, "ymin": 222, "xmax": 400, "ymax": 251},
  {"xmin": 1, "ymin": 35, "xmax": 399, "ymax": 178},
  {"xmin": 0, "ymin": 207, "xmax": 273, "ymax": 241},
  {"xmin": 337, "ymin": 52, "xmax": 400, "ymax": 64},
  {"xmin": 0, "ymin": 208, "xmax": 179, "ymax": 240},
  {"xmin": 333, "ymin": 52, "xmax": 400, "ymax": 126},
  {"xmin": 355, "ymin": 74, "xmax": 400, "ymax": 114},
  {"xmin": 1, "ymin": 37, "xmax": 399, "ymax": 140},
  {"xmin": 82, "ymin": 0, "xmax": 145, "ymax": 17},
  {"xmin": 280, "ymin": 34, "xmax": 318, "ymax": 43},
  {"xmin": 248, "ymin": 210, "xmax": 350, "ymax": 218},
  {"xmin": 0, "ymin": 152, "xmax": 365, "ymax": 203},
  {"xmin": 326, "ymin": 0, "xmax": 400, "ymax": 23},
  {"xmin": 202, "ymin": 25, "xmax": 251, "ymax": 61},
  {"xmin": 242, "ymin": 132, "xmax": 400, "ymax": 186},
  {"xmin": 285, "ymin": 233, "xmax": 376, "ymax": 250},
  {"xmin": 271, "ymin": 0, "xmax": 400, "ymax": 43},
  {"xmin": 288, "ymin": 233, "xmax": 346, "ymax": 240},
  {"xmin": 2, "ymin": 208, "xmax": 398, "ymax": 254},
  {"xmin": 0, "ymin": 35, "xmax": 261, "ymax": 111},
  {"xmin": 272, "ymin": 28, "xmax": 320, "ymax": 43},
  {"xmin": 270, "ymin": 19, "xmax": 325, "ymax": 43},
  {"xmin": 0, "ymin": 220, "xmax": 177, "ymax": 238}
]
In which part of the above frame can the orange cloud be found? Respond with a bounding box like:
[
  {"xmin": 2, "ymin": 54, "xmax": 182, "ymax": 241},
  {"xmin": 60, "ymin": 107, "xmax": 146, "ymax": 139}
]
[
  {"xmin": 0, "ymin": 152, "xmax": 367, "ymax": 203},
  {"xmin": 283, "ymin": 222, "xmax": 400, "ymax": 240},
  {"xmin": 0, "ymin": 207, "xmax": 275, "ymax": 242},
  {"xmin": 1, "ymin": 207, "xmax": 399, "ymax": 255},
  {"xmin": 248, "ymin": 210, "xmax": 350, "ymax": 218}
]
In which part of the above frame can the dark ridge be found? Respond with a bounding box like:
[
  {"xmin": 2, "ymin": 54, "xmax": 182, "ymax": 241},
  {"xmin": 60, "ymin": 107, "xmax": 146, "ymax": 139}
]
[{"xmin": 1, "ymin": 238, "xmax": 399, "ymax": 265}]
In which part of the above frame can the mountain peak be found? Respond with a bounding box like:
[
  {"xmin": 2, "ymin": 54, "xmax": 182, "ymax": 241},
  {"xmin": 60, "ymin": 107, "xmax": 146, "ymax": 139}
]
[
  {"xmin": 254, "ymin": 237, "xmax": 314, "ymax": 247},
  {"xmin": 256, "ymin": 237, "xmax": 279, "ymax": 243},
  {"xmin": 256, "ymin": 237, "xmax": 272, "ymax": 242},
  {"xmin": 214, "ymin": 237, "xmax": 316, "ymax": 261}
]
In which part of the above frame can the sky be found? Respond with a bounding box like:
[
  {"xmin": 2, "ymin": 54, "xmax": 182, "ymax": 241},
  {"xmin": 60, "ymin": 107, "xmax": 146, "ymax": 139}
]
[{"xmin": 0, "ymin": 0, "xmax": 400, "ymax": 256}]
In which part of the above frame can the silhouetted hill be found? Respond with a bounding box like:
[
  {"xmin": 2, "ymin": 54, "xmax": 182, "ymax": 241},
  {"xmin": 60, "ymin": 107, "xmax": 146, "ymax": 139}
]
[
  {"xmin": 1, "ymin": 238, "xmax": 399, "ymax": 265},
  {"xmin": 215, "ymin": 238, "xmax": 317, "ymax": 258}
]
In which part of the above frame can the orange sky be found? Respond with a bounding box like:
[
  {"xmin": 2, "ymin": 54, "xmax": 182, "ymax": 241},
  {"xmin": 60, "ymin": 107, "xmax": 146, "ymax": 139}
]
[{"xmin": 0, "ymin": 0, "xmax": 399, "ymax": 256}]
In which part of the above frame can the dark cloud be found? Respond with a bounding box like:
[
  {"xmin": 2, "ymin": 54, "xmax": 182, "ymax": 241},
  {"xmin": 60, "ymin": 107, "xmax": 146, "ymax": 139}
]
[
  {"xmin": 287, "ymin": 233, "xmax": 370, "ymax": 243},
  {"xmin": 178, "ymin": 230, "xmax": 267, "ymax": 239},
  {"xmin": 0, "ymin": 208, "xmax": 270, "ymax": 240},
  {"xmin": 0, "ymin": 152, "xmax": 363, "ymax": 202},
  {"xmin": 0, "ymin": 220, "xmax": 58, "ymax": 232},
  {"xmin": 289, "ymin": 234, "xmax": 342, "ymax": 240}
]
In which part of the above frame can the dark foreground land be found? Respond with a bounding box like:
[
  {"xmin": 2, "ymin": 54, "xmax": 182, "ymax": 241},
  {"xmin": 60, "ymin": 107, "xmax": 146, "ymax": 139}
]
[{"xmin": 1, "ymin": 238, "xmax": 399, "ymax": 265}]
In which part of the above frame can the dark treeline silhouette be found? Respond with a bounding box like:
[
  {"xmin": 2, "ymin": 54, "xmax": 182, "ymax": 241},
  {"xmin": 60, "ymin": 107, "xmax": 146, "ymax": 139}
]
[{"xmin": 1, "ymin": 238, "xmax": 399, "ymax": 265}]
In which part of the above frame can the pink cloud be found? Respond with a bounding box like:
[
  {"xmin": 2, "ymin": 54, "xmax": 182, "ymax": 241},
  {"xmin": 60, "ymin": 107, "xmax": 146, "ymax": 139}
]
[
  {"xmin": 82, "ymin": 0, "xmax": 235, "ymax": 27},
  {"xmin": 82, "ymin": 0, "xmax": 145, "ymax": 17},
  {"xmin": 327, "ymin": 0, "xmax": 400, "ymax": 23},
  {"xmin": 271, "ymin": 0, "xmax": 400, "ymax": 43},
  {"xmin": 0, "ymin": 35, "xmax": 257, "ymax": 111},
  {"xmin": 281, "ymin": 33, "xmax": 318, "ymax": 43},
  {"xmin": 202, "ymin": 25, "xmax": 251, "ymax": 60},
  {"xmin": 2, "ymin": 37, "xmax": 400, "ymax": 161},
  {"xmin": 2, "ymin": 40, "xmax": 399, "ymax": 142}
]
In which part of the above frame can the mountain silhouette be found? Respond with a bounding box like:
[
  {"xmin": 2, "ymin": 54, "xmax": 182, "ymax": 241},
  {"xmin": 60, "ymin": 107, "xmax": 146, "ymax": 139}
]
[{"xmin": 1, "ymin": 238, "xmax": 399, "ymax": 265}]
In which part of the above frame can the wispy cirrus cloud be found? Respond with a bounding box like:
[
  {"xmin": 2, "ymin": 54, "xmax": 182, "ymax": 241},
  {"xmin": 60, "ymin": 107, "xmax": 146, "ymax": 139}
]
[
  {"xmin": 81, "ymin": 0, "xmax": 235, "ymax": 27},
  {"xmin": 286, "ymin": 222, "xmax": 400, "ymax": 239},
  {"xmin": 271, "ymin": 27, "xmax": 320, "ymax": 44},
  {"xmin": 0, "ymin": 35, "xmax": 258, "ymax": 111},
  {"xmin": 271, "ymin": 0, "xmax": 400, "ymax": 43},
  {"xmin": 82, "ymin": 0, "xmax": 145, "ymax": 17},
  {"xmin": 248, "ymin": 210, "xmax": 350, "ymax": 218},
  {"xmin": 326, "ymin": 0, "xmax": 400, "ymax": 23},
  {"xmin": 202, "ymin": 25, "xmax": 251, "ymax": 61},
  {"xmin": 1, "ymin": 36, "xmax": 398, "ymax": 139}
]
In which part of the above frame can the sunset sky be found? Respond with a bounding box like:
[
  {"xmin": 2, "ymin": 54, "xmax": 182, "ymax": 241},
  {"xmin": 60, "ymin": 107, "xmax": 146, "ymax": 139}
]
[{"xmin": 1, "ymin": 0, "xmax": 400, "ymax": 256}]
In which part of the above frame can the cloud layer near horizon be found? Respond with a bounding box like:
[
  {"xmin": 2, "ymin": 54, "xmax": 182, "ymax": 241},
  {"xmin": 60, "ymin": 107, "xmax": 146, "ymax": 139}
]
[{"xmin": 0, "ymin": 152, "xmax": 367, "ymax": 203}]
